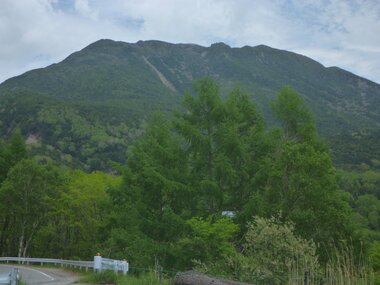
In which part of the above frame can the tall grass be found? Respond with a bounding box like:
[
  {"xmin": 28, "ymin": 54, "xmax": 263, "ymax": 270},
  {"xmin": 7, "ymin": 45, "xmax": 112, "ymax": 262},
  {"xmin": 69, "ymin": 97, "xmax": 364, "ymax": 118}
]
[
  {"xmin": 78, "ymin": 270, "xmax": 118, "ymax": 284},
  {"xmin": 322, "ymin": 244, "xmax": 374, "ymax": 285},
  {"xmin": 285, "ymin": 244, "xmax": 374, "ymax": 285},
  {"xmin": 78, "ymin": 271, "xmax": 173, "ymax": 285},
  {"xmin": 76, "ymin": 245, "xmax": 374, "ymax": 285},
  {"xmin": 242, "ymin": 244, "xmax": 375, "ymax": 285},
  {"xmin": 118, "ymin": 272, "xmax": 173, "ymax": 285}
]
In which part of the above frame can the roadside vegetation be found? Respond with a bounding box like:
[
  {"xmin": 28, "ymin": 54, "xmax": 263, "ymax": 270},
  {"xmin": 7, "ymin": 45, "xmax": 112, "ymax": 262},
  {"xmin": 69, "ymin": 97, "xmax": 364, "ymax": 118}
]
[{"xmin": 78, "ymin": 271, "xmax": 172, "ymax": 285}]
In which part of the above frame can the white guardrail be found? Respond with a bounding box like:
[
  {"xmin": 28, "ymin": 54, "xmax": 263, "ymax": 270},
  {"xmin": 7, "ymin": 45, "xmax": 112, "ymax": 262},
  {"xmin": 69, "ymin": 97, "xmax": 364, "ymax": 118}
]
[{"xmin": 0, "ymin": 256, "xmax": 129, "ymax": 275}]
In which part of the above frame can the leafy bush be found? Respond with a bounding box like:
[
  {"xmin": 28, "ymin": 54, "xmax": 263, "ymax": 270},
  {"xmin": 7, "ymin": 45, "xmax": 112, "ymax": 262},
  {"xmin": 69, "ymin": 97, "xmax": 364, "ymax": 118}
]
[
  {"xmin": 243, "ymin": 216, "xmax": 319, "ymax": 277},
  {"xmin": 194, "ymin": 216, "xmax": 319, "ymax": 284},
  {"xmin": 176, "ymin": 217, "xmax": 239, "ymax": 269}
]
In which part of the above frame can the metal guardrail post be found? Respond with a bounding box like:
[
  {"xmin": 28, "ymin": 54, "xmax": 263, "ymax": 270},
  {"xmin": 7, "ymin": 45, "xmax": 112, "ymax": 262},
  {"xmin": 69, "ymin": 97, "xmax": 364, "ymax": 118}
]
[
  {"xmin": 122, "ymin": 260, "xmax": 128, "ymax": 275},
  {"xmin": 94, "ymin": 255, "xmax": 102, "ymax": 273}
]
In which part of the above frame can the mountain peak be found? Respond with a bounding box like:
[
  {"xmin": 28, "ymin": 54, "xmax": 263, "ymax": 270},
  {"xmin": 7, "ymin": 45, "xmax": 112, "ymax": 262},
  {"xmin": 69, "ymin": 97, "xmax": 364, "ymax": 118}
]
[
  {"xmin": 210, "ymin": 42, "xmax": 231, "ymax": 49},
  {"xmin": 84, "ymin": 38, "xmax": 118, "ymax": 49},
  {"xmin": 136, "ymin": 39, "xmax": 174, "ymax": 47},
  {"xmin": 1, "ymin": 38, "xmax": 379, "ymax": 139},
  {"xmin": 0, "ymin": 38, "xmax": 379, "ymax": 170}
]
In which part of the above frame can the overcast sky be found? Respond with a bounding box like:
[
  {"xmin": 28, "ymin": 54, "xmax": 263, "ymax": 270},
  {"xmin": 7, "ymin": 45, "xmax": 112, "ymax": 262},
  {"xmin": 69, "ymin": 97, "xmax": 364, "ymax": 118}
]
[{"xmin": 1, "ymin": 0, "xmax": 380, "ymax": 84}]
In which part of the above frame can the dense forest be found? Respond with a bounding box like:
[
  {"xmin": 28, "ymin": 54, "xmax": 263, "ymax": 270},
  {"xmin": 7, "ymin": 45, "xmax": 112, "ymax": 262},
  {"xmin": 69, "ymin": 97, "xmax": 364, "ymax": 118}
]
[
  {"xmin": 1, "ymin": 78, "xmax": 379, "ymax": 284},
  {"xmin": 1, "ymin": 39, "xmax": 380, "ymax": 174}
]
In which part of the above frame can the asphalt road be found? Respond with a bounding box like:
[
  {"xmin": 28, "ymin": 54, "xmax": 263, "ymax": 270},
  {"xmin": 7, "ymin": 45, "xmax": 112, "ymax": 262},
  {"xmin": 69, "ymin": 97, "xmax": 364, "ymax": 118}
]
[{"xmin": 0, "ymin": 265, "xmax": 83, "ymax": 284}]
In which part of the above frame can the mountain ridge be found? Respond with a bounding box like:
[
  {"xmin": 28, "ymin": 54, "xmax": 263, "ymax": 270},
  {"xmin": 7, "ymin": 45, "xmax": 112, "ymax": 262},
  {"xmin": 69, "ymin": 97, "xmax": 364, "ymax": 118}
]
[{"xmin": 0, "ymin": 39, "xmax": 379, "ymax": 170}]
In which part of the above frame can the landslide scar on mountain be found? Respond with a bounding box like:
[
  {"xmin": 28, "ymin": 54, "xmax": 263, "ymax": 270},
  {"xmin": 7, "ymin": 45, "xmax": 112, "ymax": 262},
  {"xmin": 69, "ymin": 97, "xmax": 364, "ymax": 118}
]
[{"xmin": 142, "ymin": 56, "xmax": 177, "ymax": 92}]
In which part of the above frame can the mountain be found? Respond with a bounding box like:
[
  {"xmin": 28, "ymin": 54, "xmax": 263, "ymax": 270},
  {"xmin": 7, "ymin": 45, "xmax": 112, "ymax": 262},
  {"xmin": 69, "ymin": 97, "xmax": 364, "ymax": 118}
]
[{"xmin": 0, "ymin": 39, "xmax": 379, "ymax": 170}]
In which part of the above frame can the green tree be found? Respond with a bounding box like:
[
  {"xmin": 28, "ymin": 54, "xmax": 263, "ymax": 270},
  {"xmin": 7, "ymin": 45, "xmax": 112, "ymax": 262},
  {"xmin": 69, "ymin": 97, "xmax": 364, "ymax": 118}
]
[
  {"xmin": 174, "ymin": 78, "xmax": 224, "ymax": 214},
  {"xmin": 270, "ymin": 86, "xmax": 316, "ymax": 142},
  {"xmin": 0, "ymin": 130, "xmax": 28, "ymax": 255},
  {"xmin": 8, "ymin": 129, "xmax": 27, "ymax": 165},
  {"xmin": 176, "ymin": 217, "xmax": 239, "ymax": 270},
  {"xmin": 337, "ymin": 169, "xmax": 380, "ymax": 242},
  {"xmin": 33, "ymin": 170, "xmax": 120, "ymax": 259},
  {"xmin": 0, "ymin": 139, "xmax": 7, "ymax": 183},
  {"xmin": 214, "ymin": 88, "xmax": 265, "ymax": 212},
  {"xmin": 0, "ymin": 129, "xmax": 27, "ymax": 184},
  {"xmin": 356, "ymin": 194, "xmax": 380, "ymax": 231},
  {"xmin": 0, "ymin": 159, "xmax": 64, "ymax": 257},
  {"xmin": 248, "ymin": 87, "xmax": 353, "ymax": 260},
  {"xmin": 106, "ymin": 113, "xmax": 189, "ymax": 268},
  {"xmin": 175, "ymin": 78, "xmax": 265, "ymax": 215}
]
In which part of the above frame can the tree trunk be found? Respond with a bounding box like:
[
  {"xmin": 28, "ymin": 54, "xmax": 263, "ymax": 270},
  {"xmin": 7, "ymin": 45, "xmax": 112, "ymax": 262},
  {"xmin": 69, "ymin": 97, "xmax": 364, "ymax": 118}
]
[
  {"xmin": 0, "ymin": 216, "xmax": 10, "ymax": 255},
  {"xmin": 174, "ymin": 272, "xmax": 253, "ymax": 285},
  {"xmin": 22, "ymin": 220, "xmax": 40, "ymax": 258},
  {"xmin": 17, "ymin": 230, "xmax": 24, "ymax": 258}
]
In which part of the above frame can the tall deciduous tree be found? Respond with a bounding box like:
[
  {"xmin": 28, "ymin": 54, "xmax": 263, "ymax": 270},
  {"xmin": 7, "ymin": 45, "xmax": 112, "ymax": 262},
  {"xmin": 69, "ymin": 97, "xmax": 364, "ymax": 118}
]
[
  {"xmin": 32, "ymin": 170, "xmax": 120, "ymax": 259},
  {"xmin": 0, "ymin": 159, "xmax": 64, "ymax": 257},
  {"xmin": 0, "ymin": 129, "xmax": 28, "ymax": 256}
]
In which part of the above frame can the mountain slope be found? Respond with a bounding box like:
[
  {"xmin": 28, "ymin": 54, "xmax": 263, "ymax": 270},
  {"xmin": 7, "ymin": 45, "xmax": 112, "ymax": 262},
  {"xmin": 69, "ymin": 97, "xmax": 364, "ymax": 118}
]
[{"xmin": 0, "ymin": 39, "xmax": 379, "ymax": 170}]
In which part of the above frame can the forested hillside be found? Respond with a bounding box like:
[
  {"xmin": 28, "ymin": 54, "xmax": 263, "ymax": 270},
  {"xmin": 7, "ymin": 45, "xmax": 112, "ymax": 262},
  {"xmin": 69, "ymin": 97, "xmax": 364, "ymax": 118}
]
[
  {"xmin": 0, "ymin": 39, "xmax": 379, "ymax": 171},
  {"xmin": 1, "ymin": 79, "xmax": 380, "ymax": 283}
]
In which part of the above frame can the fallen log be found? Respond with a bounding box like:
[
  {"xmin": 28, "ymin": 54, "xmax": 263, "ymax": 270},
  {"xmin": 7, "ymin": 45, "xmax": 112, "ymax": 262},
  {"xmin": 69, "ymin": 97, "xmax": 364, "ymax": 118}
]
[{"xmin": 174, "ymin": 271, "xmax": 253, "ymax": 285}]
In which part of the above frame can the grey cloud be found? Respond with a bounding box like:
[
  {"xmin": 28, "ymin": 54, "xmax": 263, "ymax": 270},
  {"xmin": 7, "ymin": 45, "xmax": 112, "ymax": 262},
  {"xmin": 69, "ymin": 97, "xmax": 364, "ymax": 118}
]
[{"xmin": 0, "ymin": 0, "xmax": 379, "ymax": 83}]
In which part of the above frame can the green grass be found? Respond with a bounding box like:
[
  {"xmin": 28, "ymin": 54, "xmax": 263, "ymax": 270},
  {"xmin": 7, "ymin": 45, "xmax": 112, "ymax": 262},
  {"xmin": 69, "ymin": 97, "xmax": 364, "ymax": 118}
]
[
  {"xmin": 78, "ymin": 271, "xmax": 173, "ymax": 285},
  {"xmin": 78, "ymin": 270, "xmax": 118, "ymax": 284},
  {"xmin": 118, "ymin": 272, "xmax": 173, "ymax": 285}
]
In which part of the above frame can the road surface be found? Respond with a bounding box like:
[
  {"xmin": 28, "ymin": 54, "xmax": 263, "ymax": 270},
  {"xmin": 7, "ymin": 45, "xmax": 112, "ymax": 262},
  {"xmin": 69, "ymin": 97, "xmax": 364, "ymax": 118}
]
[{"xmin": 0, "ymin": 264, "xmax": 86, "ymax": 284}]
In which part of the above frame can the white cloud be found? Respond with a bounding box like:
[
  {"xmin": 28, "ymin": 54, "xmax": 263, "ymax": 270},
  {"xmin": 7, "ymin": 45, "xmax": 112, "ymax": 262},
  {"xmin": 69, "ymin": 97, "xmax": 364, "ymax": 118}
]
[
  {"xmin": 291, "ymin": 0, "xmax": 380, "ymax": 83},
  {"xmin": 0, "ymin": 0, "xmax": 379, "ymax": 83}
]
